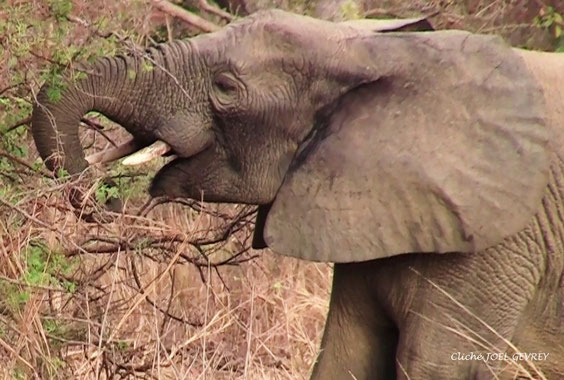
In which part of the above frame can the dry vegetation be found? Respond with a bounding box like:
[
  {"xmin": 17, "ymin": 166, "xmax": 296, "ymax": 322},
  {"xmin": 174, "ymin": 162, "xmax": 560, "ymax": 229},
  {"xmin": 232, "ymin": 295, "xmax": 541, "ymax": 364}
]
[{"xmin": 0, "ymin": 0, "xmax": 562, "ymax": 379}]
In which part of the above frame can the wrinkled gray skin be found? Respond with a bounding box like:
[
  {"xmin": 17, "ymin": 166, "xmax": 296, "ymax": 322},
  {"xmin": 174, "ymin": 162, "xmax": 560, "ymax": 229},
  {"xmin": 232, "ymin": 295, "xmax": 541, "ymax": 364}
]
[{"xmin": 32, "ymin": 10, "xmax": 564, "ymax": 380}]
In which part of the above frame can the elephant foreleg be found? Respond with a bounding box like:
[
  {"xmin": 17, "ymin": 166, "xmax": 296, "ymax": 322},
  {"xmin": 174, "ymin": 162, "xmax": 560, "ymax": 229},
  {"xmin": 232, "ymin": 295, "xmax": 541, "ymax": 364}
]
[{"xmin": 310, "ymin": 263, "xmax": 398, "ymax": 380}]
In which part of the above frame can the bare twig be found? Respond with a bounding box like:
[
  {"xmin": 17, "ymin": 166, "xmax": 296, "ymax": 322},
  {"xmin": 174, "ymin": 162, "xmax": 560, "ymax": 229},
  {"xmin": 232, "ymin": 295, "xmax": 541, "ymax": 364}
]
[
  {"xmin": 129, "ymin": 257, "xmax": 203, "ymax": 327},
  {"xmin": 0, "ymin": 198, "xmax": 59, "ymax": 231},
  {"xmin": 165, "ymin": 14, "xmax": 174, "ymax": 41},
  {"xmin": 0, "ymin": 83, "xmax": 24, "ymax": 96},
  {"xmin": 65, "ymin": 15, "xmax": 117, "ymax": 39},
  {"xmin": 0, "ymin": 150, "xmax": 54, "ymax": 178},
  {"xmin": 80, "ymin": 117, "xmax": 120, "ymax": 148},
  {"xmin": 363, "ymin": 7, "xmax": 404, "ymax": 18},
  {"xmin": 0, "ymin": 196, "xmax": 90, "ymax": 256},
  {"xmin": 151, "ymin": 0, "xmax": 220, "ymax": 32},
  {"xmin": 198, "ymin": 0, "xmax": 233, "ymax": 21},
  {"xmin": 1, "ymin": 116, "xmax": 31, "ymax": 134},
  {"xmin": 0, "ymin": 275, "xmax": 66, "ymax": 292}
]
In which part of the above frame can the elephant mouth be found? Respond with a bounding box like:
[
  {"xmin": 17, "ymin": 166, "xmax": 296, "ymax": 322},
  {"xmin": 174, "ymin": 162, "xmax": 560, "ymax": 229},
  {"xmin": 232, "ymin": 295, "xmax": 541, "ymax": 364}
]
[{"xmin": 87, "ymin": 131, "xmax": 213, "ymax": 199}]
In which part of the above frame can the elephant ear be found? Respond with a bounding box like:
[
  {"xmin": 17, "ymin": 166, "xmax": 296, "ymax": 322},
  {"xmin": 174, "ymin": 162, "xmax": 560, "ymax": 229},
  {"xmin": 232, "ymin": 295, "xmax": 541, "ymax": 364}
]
[
  {"xmin": 339, "ymin": 16, "xmax": 434, "ymax": 32},
  {"xmin": 256, "ymin": 31, "xmax": 550, "ymax": 262}
]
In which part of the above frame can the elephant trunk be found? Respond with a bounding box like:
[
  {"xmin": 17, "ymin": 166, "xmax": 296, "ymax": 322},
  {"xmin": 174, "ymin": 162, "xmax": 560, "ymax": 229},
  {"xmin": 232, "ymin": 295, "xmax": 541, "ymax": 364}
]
[
  {"xmin": 31, "ymin": 41, "xmax": 196, "ymax": 175},
  {"xmin": 33, "ymin": 57, "xmax": 134, "ymax": 174}
]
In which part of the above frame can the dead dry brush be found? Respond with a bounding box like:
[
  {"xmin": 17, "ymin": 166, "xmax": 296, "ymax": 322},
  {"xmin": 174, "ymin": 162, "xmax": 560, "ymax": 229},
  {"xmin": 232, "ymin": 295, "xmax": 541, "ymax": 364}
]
[{"xmin": 0, "ymin": 152, "xmax": 331, "ymax": 379}]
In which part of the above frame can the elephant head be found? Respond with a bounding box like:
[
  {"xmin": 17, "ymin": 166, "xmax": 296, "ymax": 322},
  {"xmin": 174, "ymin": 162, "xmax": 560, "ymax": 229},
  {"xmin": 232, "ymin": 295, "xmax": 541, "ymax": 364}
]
[{"xmin": 32, "ymin": 10, "xmax": 549, "ymax": 260}]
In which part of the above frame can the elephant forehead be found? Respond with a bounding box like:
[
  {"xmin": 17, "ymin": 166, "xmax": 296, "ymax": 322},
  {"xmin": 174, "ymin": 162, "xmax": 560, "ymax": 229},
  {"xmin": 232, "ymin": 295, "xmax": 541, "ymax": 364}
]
[{"xmin": 191, "ymin": 10, "xmax": 361, "ymax": 62}]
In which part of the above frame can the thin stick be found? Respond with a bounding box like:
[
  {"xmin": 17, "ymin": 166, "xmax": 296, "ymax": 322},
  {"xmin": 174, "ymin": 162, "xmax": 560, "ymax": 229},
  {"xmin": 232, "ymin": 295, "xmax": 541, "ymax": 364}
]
[
  {"xmin": 80, "ymin": 117, "xmax": 119, "ymax": 148},
  {"xmin": 151, "ymin": 0, "xmax": 220, "ymax": 32},
  {"xmin": 2, "ymin": 116, "xmax": 31, "ymax": 134},
  {"xmin": 198, "ymin": 0, "xmax": 233, "ymax": 21},
  {"xmin": 0, "ymin": 150, "xmax": 54, "ymax": 178}
]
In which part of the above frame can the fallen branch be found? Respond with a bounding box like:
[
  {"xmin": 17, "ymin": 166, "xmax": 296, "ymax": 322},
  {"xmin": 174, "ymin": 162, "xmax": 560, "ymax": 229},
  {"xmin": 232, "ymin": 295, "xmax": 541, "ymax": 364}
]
[{"xmin": 151, "ymin": 0, "xmax": 220, "ymax": 32}]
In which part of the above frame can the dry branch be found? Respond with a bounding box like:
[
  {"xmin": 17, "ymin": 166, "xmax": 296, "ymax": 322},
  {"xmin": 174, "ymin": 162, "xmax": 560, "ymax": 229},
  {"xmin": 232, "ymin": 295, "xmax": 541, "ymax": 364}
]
[
  {"xmin": 151, "ymin": 0, "xmax": 220, "ymax": 32},
  {"xmin": 198, "ymin": 0, "xmax": 233, "ymax": 21},
  {"xmin": 0, "ymin": 150, "xmax": 54, "ymax": 178},
  {"xmin": 1, "ymin": 116, "xmax": 31, "ymax": 134},
  {"xmin": 80, "ymin": 117, "xmax": 119, "ymax": 148}
]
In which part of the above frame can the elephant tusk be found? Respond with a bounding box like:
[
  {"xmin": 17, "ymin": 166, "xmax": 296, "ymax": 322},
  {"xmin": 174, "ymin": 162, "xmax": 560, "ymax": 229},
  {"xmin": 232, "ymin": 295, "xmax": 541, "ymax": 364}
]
[
  {"xmin": 121, "ymin": 140, "xmax": 172, "ymax": 166},
  {"xmin": 85, "ymin": 138, "xmax": 141, "ymax": 165}
]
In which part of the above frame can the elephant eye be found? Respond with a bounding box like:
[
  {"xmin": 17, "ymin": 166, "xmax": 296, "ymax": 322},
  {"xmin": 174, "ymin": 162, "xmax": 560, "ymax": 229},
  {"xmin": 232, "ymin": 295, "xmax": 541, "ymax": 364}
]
[
  {"xmin": 211, "ymin": 71, "xmax": 245, "ymax": 112},
  {"xmin": 213, "ymin": 72, "xmax": 239, "ymax": 95}
]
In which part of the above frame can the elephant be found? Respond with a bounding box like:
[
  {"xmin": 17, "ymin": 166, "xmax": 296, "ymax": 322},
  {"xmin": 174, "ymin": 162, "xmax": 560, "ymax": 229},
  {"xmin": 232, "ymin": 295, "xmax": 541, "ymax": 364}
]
[{"xmin": 31, "ymin": 10, "xmax": 564, "ymax": 380}]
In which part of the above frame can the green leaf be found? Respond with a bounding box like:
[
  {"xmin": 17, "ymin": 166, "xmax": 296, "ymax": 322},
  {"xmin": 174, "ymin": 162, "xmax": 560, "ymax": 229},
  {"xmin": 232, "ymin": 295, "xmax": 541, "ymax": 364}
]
[
  {"xmin": 50, "ymin": 0, "xmax": 72, "ymax": 19},
  {"xmin": 11, "ymin": 144, "xmax": 28, "ymax": 158},
  {"xmin": 97, "ymin": 17, "xmax": 108, "ymax": 29},
  {"xmin": 72, "ymin": 71, "xmax": 87, "ymax": 81},
  {"xmin": 8, "ymin": 56, "xmax": 17, "ymax": 68},
  {"xmin": 542, "ymin": 18, "xmax": 554, "ymax": 28},
  {"xmin": 63, "ymin": 280, "xmax": 76, "ymax": 293},
  {"xmin": 141, "ymin": 61, "xmax": 154, "ymax": 72},
  {"xmin": 46, "ymin": 85, "xmax": 62, "ymax": 102},
  {"xmin": 56, "ymin": 167, "xmax": 69, "ymax": 178},
  {"xmin": 340, "ymin": 0, "xmax": 361, "ymax": 20},
  {"xmin": 18, "ymin": 291, "xmax": 30, "ymax": 303},
  {"xmin": 95, "ymin": 182, "xmax": 120, "ymax": 203}
]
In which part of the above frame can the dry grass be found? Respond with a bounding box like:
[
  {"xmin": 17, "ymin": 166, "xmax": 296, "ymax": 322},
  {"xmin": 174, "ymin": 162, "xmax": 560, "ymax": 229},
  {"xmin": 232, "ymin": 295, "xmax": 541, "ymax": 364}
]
[{"xmin": 0, "ymin": 163, "xmax": 332, "ymax": 378}]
